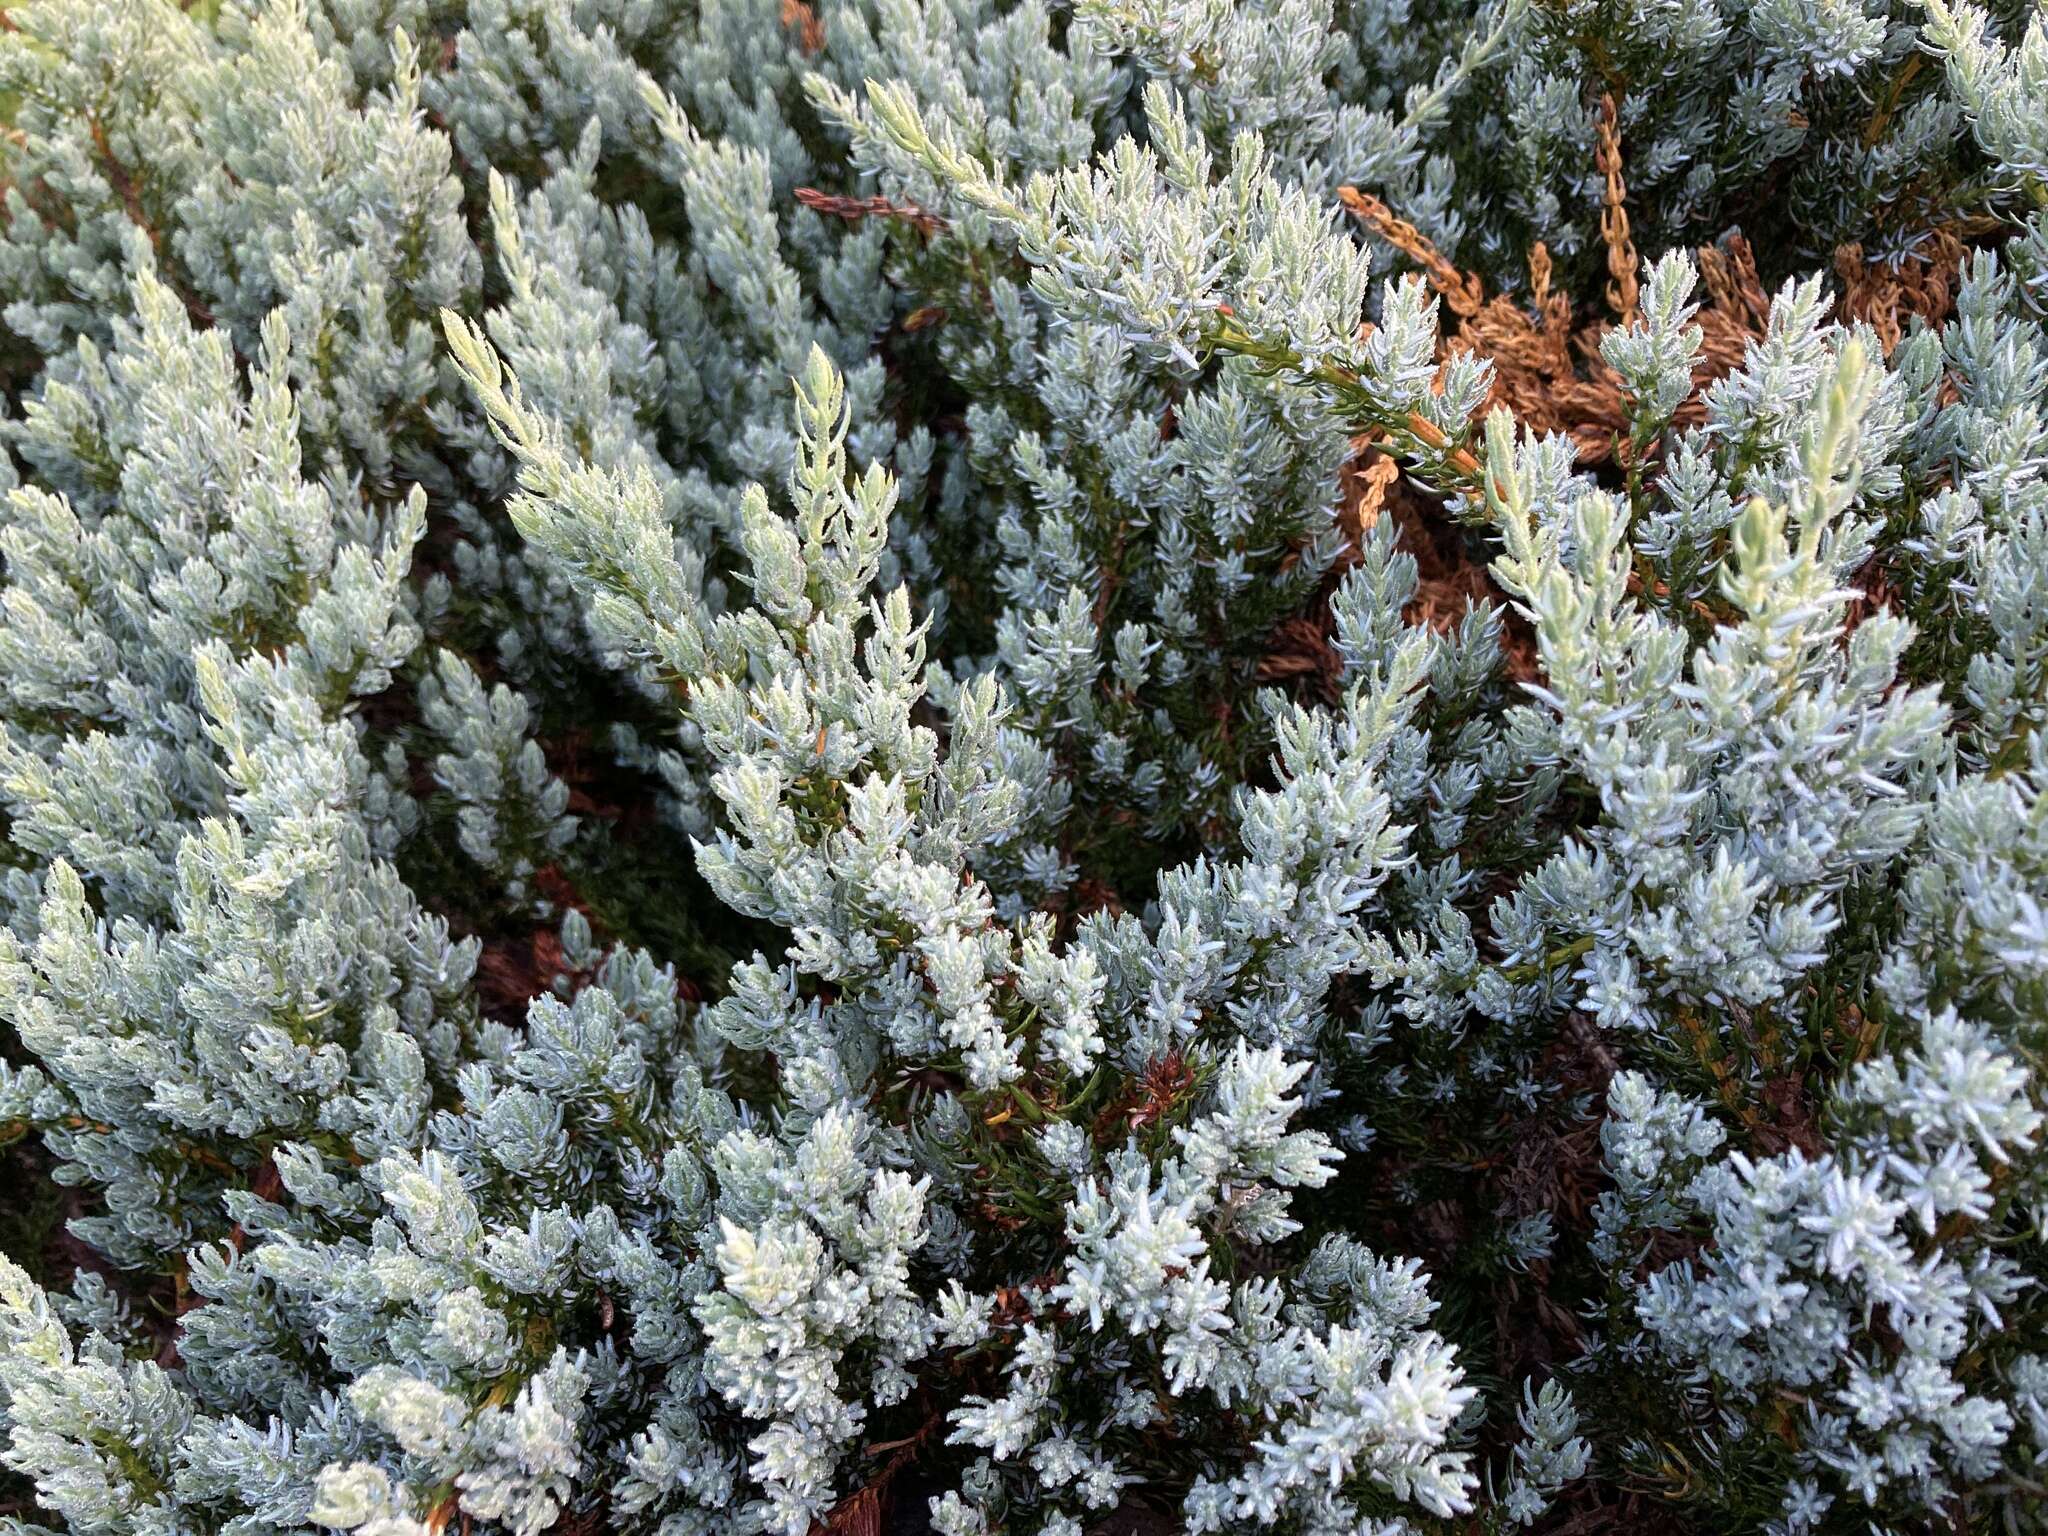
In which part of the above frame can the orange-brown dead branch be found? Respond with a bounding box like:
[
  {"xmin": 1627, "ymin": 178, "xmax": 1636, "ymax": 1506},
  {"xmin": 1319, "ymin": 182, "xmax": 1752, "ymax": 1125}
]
[
  {"xmin": 794, "ymin": 187, "xmax": 947, "ymax": 238},
  {"xmin": 779, "ymin": 0, "xmax": 825, "ymax": 54},
  {"xmin": 1338, "ymin": 187, "xmax": 1484, "ymax": 318},
  {"xmin": 1833, "ymin": 226, "xmax": 1970, "ymax": 355},
  {"xmin": 1091, "ymin": 1049, "xmax": 1196, "ymax": 1145},
  {"xmin": 1595, "ymin": 94, "xmax": 1639, "ymax": 325},
  {"xmin": 1340, "ymin": 177, "xmax": 1774, "ymax": 468}
]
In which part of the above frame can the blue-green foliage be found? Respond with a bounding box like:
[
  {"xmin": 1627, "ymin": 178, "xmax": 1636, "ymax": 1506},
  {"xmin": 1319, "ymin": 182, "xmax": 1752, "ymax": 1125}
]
[{"xmin": 0, "ymin": 1, "xmax": 2044, "ymax": 1533}]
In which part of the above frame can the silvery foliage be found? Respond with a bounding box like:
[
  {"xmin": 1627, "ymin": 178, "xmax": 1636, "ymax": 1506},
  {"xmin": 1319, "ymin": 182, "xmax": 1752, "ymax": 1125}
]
[
  {"xmin": 1482, "ymin": 247, "xmax": 2046, "ymax": 1529},
  {"xmin": 1347, "ymin": 0, "xmax": 2002, "ymax": 285},
  {"xmin": 1, "ymin": 0, "xmax": 2046, "ymax": 1533},
  {"xmin": 858, "ymin": 15, "xmax": 2048, "ymax": 1522},
  {"xmin": 813, "ymin": 66, "xmax": 1508, "ymax": 883},
  {"xmin": 448, "ymin": 325, "xmax": 1545, "ymax": 1530},
  {"xmin": 1920, "ymin": 0, "xmax": 2048, "ymax": 312},
  {"xmin": 0, "ymin": 248, "xmax": 476, "ymax": 1271},
  {"xmin": 0, "ymin": 304, "xmax": 1560, "ymax": 1535},
  {"xmin": 419, "ymin": 649, "xmax": 577, "ymax": 896},
  {"xmin": 1462, "ymin": 217, "xmax": 2048, "ymax": 1534},
  {"xmin": 0, "ymin": 0, "xmax": 907, "ymax": 843}
]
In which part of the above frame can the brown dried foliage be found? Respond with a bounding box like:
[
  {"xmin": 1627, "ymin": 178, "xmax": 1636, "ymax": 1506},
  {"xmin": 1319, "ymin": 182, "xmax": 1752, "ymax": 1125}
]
[
  {"xmin": 1336, "ymin": 189, "xmax": 1484, "ymax": 321},
  {"xmin": 1091, "ymin": 1049, "xmax": 1196, "ymax": 1146},
  {"xmin": 1595, "ymin": 93, "xmax": 1639, "ymax": 325},
  {"xmin": 544, "ymin": 1504, "xmax": 610, "ymax": 1536},
  {"xmin": 1339, "ymin": 105, "xmax": 1965, "ymax": 484},
  {"xmin": 1833, "ymin": 225, "xmax": 1971, "ymax": 355},
  {"xmin": 1258, "ymin": 451, "xmax": 1403, "ymax": 698},
  {"xmin": 474, "ymin": 864, "xmax": 598, "ymax": 1019},
  {"xmin": 813, "ymin": 1483, "xmax": 882, "ymax": 1536},
  {"xmin": 807, "ymin": 1409, "xmax": 949, "ymax": 1536},
  {"xmin": 1342, "ymin": 187, "xmax": 1778, "ymax": 467},
  {"xmin": 794, "ymin": 187, "xmax": 947, "ymax": 238},
  {"xmin": 779, "ymin": 0, "xmax": 825, "ymax": 55},
  {"xmin": 1344, "ymin": 448, "xmax": 1402, "ymax": 539},
  {"xmin": 1254, "ymin": 608, "xmax": 1345, "ymax": 699},
  {"xmin": 1380, "ymin": 465, "xmax": 1541, "ymax": 680},
  {"xmin": 1258, "ymin": 443, "xmax": 1539, "ymax": 699}
]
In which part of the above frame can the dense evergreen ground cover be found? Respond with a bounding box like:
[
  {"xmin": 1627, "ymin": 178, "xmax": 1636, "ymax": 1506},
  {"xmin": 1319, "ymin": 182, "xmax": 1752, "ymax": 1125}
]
[{"xmin": 1, "ymin": 0, "xmax": 2047, "ymax": 1531}]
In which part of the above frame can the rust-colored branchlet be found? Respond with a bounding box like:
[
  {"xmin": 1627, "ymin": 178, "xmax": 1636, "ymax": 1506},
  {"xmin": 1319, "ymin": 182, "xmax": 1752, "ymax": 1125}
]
[
  {"xmin": 1338, "ymin": 187, "xmax": 1484, "ymax": 319},
  {"xmin": 794, "ymin": 187, "xmax": 947, "ymax": 238},
  {"xmin": 1595, "ymin": 93, "xmax": 1639, "ymax": 326},
  {"xmin": 779, "ymin": 0, "xmax": 825, "ymax": 55},
  {"xmin": 1338, "ymin": 182, "xmax": 1780, "ymax": 468},
  {"xmin": 1833, "ymin": 226, "xmax": 1970, "ymax": 355}
]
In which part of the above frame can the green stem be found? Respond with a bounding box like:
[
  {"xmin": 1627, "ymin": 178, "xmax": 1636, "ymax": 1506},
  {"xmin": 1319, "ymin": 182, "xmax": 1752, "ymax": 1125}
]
[{"xmin": 1499, "ymin": 933, "xmax": 1596, "ymax": 985}]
